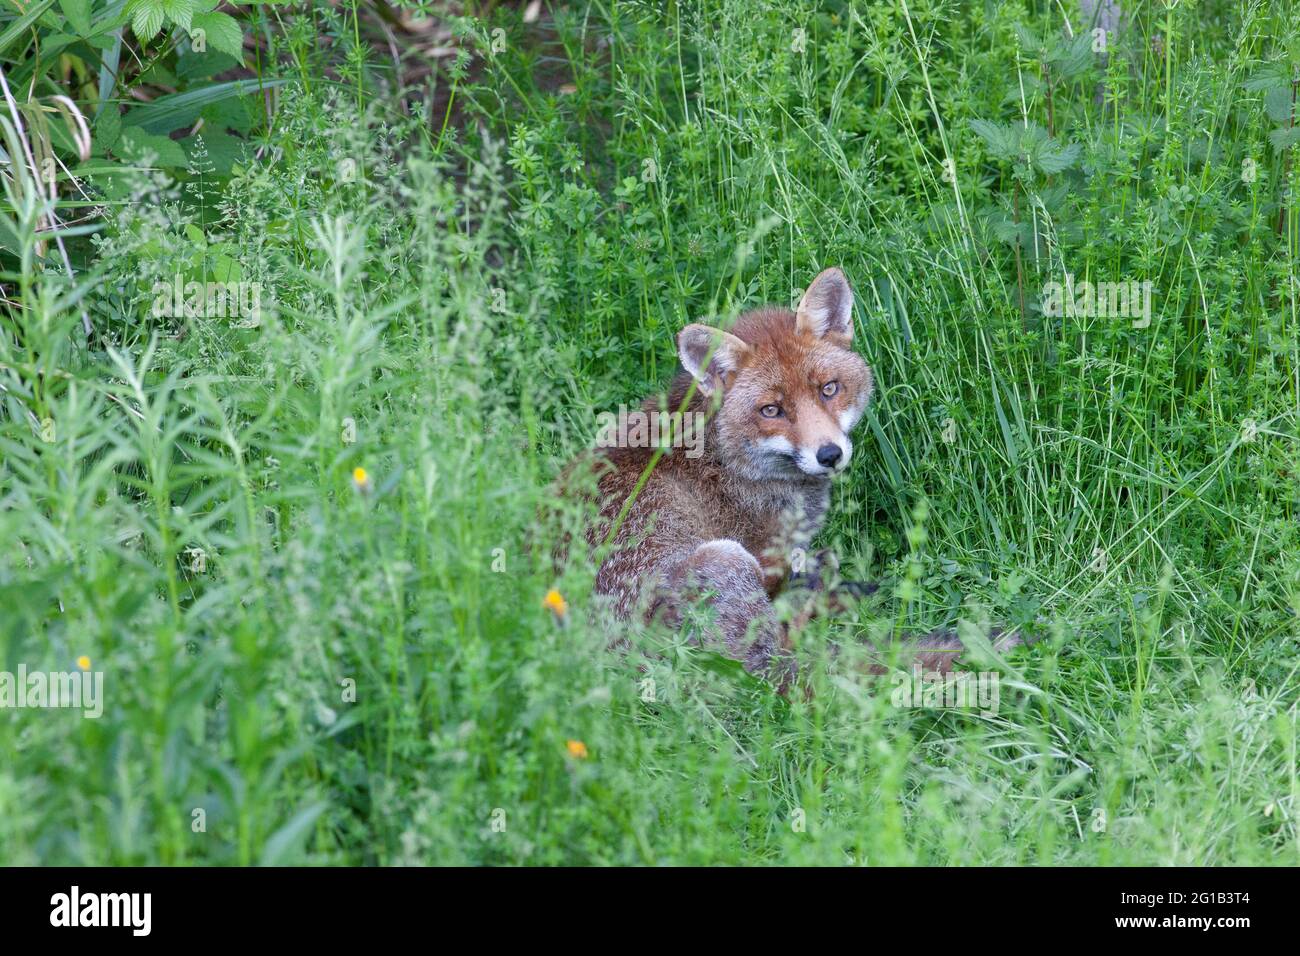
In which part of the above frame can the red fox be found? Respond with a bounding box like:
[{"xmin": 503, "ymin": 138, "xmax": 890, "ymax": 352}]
[{"xmin": 563, "ymin": 268, "xmax": 1019, "ymax": 693}]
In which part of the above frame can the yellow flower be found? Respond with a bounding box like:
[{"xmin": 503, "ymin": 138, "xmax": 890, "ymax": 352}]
[
  {"xmin": 566, "ymin": 739, "xmax": 588, "ymax": 759},
  {"xmin": 76, "ymin": 656, "xmax": 91, "ymax": 671},
  {"xmin": 542, "ymin": 589, "xmax": 568, "ymax": 621},
  {"xmin": 351, "ymin": 466, "xmax": 372, "ymax": 493}
]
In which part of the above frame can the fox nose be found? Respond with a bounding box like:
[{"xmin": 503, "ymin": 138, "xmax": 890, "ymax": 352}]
[{"xmin": 816, "ymin": 443, "xmax": 843, "ymax": 468}]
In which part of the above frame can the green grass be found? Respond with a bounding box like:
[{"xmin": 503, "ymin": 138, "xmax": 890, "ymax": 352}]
[{"xmin": 1, "ymin": 0, "xmax": 1298, "ymax": 865}]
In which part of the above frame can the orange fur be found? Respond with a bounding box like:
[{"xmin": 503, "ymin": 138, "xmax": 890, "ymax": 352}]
[{"xmin": 562, "ymin": 269, "xmax": 871, "ymax": 692}]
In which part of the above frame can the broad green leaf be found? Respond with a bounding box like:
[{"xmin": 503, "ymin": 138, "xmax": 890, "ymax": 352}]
[
  {"xmin": 190, "ymin": 10, "xmax": 242, "ymax": 60},
  {"xmin": 210, "ymin": 252, "xmax": 242, "ymax": 282},
  {"xmin": 972, "ymin": 120, "xmax": 1081, "ymax": 174},
  {"xmin": 129, "ymin": 0, "xmax": 166, "ymax": 42},
  {"xmin": 1013, "ymin": 23, "xmax": 1044, "ymax": 56},
  {"xmin": 201, "ymin": 96, "xmax": 253, "ymax": 135},
  {"xmin": 162, "ymin": 0, "xmax": 195, "ymax": 31},
  {"xmin": 123, "ymin": 78, "xmax": 286, "ymax": 134},
  {"xmin": 117, "ymin": 126, "xmax": 188, "ymax": 166},
  {"xmin": 1269, "ymin": 125, "xmax": 1300, "ymax": 154},
  {"xmin": 258, "ymin": 801, "xmax": 328, "ymax": 866},
  {"xmin": 1265, "ymin": 85, "xmax": 1294, "ymax": 124},
  {"xmin": 969, "ymin": 119, "xmax": 1020, "ymax": 162},
  {"xmin": 138, "ymin": 61, "xmax": 178, "ymax": 87},
  {"xmin": 177, "ymin": 45, "xmax": 238, "ymax": 81},
  {"xmin": 1049, "ymin": 35, "xmax": 1094, "ymax": 80},
  {"xmin": 181, "ymin": 129, "xmax": 244, "ymax": 173},
  {"xmin": 94, "ymin": 102, "xmax": 124, "ymax": 154},
  {"xmin": 58, "ymin": 0, "xmax": 92, "ymax": 36},
  {"xmin": 1033, "ymin": 139, "xmax": 1081, "ymax": 174},
  {"xmin": 1244, "ymin": 64, "xmax": 1289, "ymax": 92}
]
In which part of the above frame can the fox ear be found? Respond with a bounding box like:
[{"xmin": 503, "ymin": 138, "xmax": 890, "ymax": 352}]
[
  {"xmin": 677, "ymin": 324, "xmax": 750, "ymax": 395},
  {"xmin": 795, "ymin": 267, "xmax": 854, "ymax": 343}
]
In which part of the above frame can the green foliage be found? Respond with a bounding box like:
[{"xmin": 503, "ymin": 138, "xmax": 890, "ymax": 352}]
[
  {"xmin": 1, "ymin": 0, "xmax": 1298, "ymax": 865},
  {"xmin": 0, "ymin": 0, "xmax": 258, "ymax": 212}
]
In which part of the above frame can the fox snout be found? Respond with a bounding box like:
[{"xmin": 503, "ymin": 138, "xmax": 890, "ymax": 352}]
[
  {"xmin": 774, "ymin": 407, "xmax": 854, "ymax": 476},
  {"xmin": 815, "ymin": 442, "xmax": 843, "ymax": 469},
  {"xmin": 794, "ymin": 435, "xmax": 851, "ymax": 477}
]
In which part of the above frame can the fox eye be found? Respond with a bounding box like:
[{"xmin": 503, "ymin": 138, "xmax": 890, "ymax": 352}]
[
  {"xmin": 759, "ymin": 404, "xmax": 782, "ymax": 418},
  {"xmin": 821, "ymin": 381, "xmax": 840, "ymax": 398}
]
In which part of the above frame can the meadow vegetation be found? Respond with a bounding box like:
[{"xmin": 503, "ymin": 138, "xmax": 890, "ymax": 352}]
[{"xmin": 1, "ymin": 0, "xmax": 1298, "ymax": 864}]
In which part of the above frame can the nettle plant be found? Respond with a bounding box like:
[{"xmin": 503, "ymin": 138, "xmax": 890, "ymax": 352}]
[
  {"xmin": 967, "ymin": 22, "xmax": 1094, "ymax": 324},
  {"xmin": 965, "ymin": 12, "xmax": 1295, "ymax": 351},
  {"xmin": 1244, "ymin": 49, "xmax": 1300, "ymax": 235},
  {"xmin": 124, "ymin": 0, "xmax": 244, "ymax": 61}
]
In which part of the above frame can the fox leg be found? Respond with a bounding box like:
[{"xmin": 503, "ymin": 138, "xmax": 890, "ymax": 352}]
[{"xmin": 655, "ymin": 539, "xmax": 797, "ymax": 693}]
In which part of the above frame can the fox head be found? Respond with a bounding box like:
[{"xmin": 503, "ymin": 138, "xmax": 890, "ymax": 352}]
[{"xmin": 677, "ymin": 268, "xmax": 873, "ymax": 481}]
